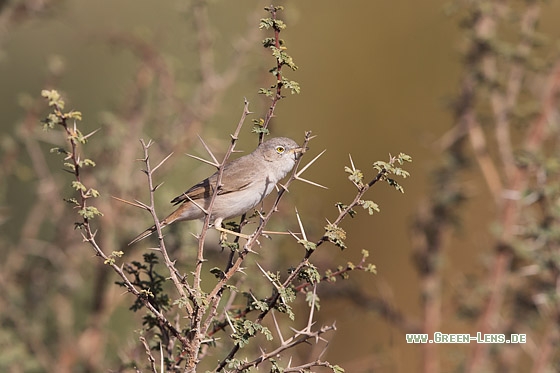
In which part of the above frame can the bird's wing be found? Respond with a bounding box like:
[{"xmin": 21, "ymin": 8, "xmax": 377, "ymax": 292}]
[{"xmin": 170, "ymin": 161, "xmax": 254, "ymax": 205}]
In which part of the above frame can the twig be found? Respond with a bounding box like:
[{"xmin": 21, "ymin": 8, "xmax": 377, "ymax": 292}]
[
  {"xmin": 139, "ymin": 139, "xmax": 195, "ymax": 315},
  {"xmin": 140, "ymin": 336, "xmax": 158, "ymax": 373},
  {"xmin": 232, "ymin": 323, "xmax": 336, "ymax": 372},
  {"xmin": 45, "ymin": 98, "xmax": 189, "ymax": 352}
]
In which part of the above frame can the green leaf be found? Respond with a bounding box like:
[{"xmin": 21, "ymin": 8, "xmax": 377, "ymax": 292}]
[
  {"xmin": 258, "ymin": 87, "xmax": 274, "ymax": 97},
  {"xmin": 332, "ymin": 365, "xmax": 345, "ymax": 373},
  {"xmin": 230, "ymin": 319, "xmax": 273, "ymax": 347},
  {"xmin": 80, "ymin": 159, "xmax": 96, "ymax": 167},
  {"xmin": 50, "ymin": 147, "xmax": 68, "ymax": 155},
  {"xmin": 41, "ymin": 89, "xmax": 64, "ymax": 109},
  {"xmin": 275, "ymin": 286, "xmax": 296, "ymax": 320},
  {"xmin": 281, "ymin": 78, "xmax": 300, "ymax": 94},
  {"xmin": 64, "ymin": 162, "xmax": 76, "ymax": 171},
  {"xmin": 298, "ymin": 264, "xmax": 321, "ymax": 284},
  {"xmin": 272, "ymin": 19, "xmax": 286, "ymax": 31},
  {"xmin": 373, "ymin": 160, "xmax": 390, "ymax": 173},
  {"xmin": 269, "ymin": 359, "xmax": 285, "ymax": 373},
  {"xmin": 324, "ymin": 223, "xmax": 347, "ymax": 250},
  {"xmin": 86, "ymin": 188, "xmax": 99, "ymax": 198},
  {"xmin": 386, "ymin": 178, "xmax": 405, "ymax": 193},
  {"xmin": 73, "ymin": 129, "xmax": 87, "ymax": 144},
  {"xmin": 173, "ymin": 296, "xmax": 190, "ymax": 309},
  {"xmin": 335, "ymin": 202, "xmax": 357, "ymax": 217},
  {"xmin": 324, "ymin": 269, "xmax": 336, "ymax": 282},
  {"xmin": 67, "ymin": 110, "xmax": 82, "ymax": 121},
  {"xmin": 297, "ymin": 239, "xmax": 317, "ymax": 251},
  {"xmin": 210, "ymin": 267, "xmax": 225, "ymax": 279},
  {"xmin": 262, "ymin": 37, "xmax": 276, "ymax": 48},
  {"xmin": 393, "ymin": 167, "xmax": 410, "ymax": 178},
  {"xmin": 360, "ymin": 200, "xmax": 379, "ymax": 215},
  {"xmin": 259, "ymin": 17, "xmax": 274, "ymax": 30},
  {"xmin": 63, "ymin": 198, "xmax": 80, "ymax": 206},
  {"xmin": 251, "ymin": 126, "xmax": 270, "ymax": 135},
  {"xmin": 345, "ymin": 166, "xmax": 364, "ymax": 187},
  {"xmin": 78, "ymin": 206, "xmax": 103, "ymax": 219},
  {"xmin": 305, "ymin": 291, "xmax": 321, "ymax": 310},
  {"xmin": 271, "ymin": 46, "xmax": 297, "ymax": 70},
  {"xmin": 71, "ymin": 181, "xmax": 87, "ymax": 192},
  {"xmin": 250, "ymin": 299, "xmax": 269, "ymax": 312},
  {"xmin": 42, "ymin": 113, "xmax": 60, "ymax": 129},
  {"xmin": 365, "ymin": 263, "xmax": 377, "ymax": 274},
  {"xmin": 264, "ymin": 5, "xmax": 284, "ymax": 12},
  {"xmin": 220, "ymin": 240, "xmax": 239, "ymax": 251},
  {"xmin": 397, "ymin": 152, "xmax": 413, "ymax": 163}
]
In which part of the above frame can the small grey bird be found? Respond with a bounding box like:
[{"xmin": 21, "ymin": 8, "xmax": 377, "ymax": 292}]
[{"xmin": 129, "ymin": 137, "xmax": 305, "ymax": 245}]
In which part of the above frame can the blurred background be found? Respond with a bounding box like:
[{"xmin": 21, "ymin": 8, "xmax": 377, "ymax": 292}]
[{"xmin": 2, "ymin": 0, "xmax": 560, "ymax": 372}]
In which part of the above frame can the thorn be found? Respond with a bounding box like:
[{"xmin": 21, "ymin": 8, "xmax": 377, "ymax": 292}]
[
  {"xmin": 224, "ymin": 312, "xmax": 235, "ymax": 332},
  {"xmin": 255, "ymin": 262, "xmax": 279, "ymax": 289},
  {"xmin": 317, "ymin": 344, "xmax": 329, "ymax": 359},
  {"xmin": 256, "ymin": 210, "xmax": 266, "ymax": 220},
  {"xmin": 262, "ymin": 230, "xmax": 292, "ymax": 236},
  {"xmin": 277, "ymin": 182, "xmax": 289, "ymax": 192},
  {"xmin": 287, "ymin": 230, "xmax": 302, "ymax": 241},
  {"xmin": 83, "ymin": 127, "xmax": 101, "ymax": 140},
  {"xmin": 197, "ymin": 134, "xmax": 220, "ymax": 165},
  {"xmin": 182, "ymin": 194, "xmax": 209, "ymax": 215},
  {"xmin": 152, "ymin": 182, "xmax": 164, "ymax": 192},
  {"xmin": 296, "ymin": 149, "xmax": 326, "ymax": 177},
  {"xmin": 295, "ymin": 208, "xmax": 307, "ymax": 241},
  {"xmin": 185, "ymin": 153, "xmax": 219, "ymax": 168},
  {"xmin": 111, "ymin": 196, "xmax": 149, "ymax": 210},
  {"xmin": 271, "ymin": 311, "xmax": 286, "ymax": 344},
  {"xmin": 295, "ymin": 176, "xmax": 328, "ymax": 189},
  {"xmin": 307, "ymin": 284, "xmax": 317, "ymax": 328},
  {"xmin": 152, "ymin": 152, "xmax": 174, "ymax": 173},
  {"xmin": 349, "ymin": 154, "xmax": 356, "ymax": 171}
]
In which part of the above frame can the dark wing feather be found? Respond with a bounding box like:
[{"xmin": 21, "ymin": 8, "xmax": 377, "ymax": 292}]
[
  {"xmin": 170, "ymin": 159, "xmax": 255, "ymax": 205},
  {"xmin": 171, "ymin": 177, "xmax": 214, "ymax": 205}
]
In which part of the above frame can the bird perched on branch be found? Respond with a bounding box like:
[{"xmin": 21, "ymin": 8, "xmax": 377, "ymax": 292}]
[{"xmin": 129, "ymin": 137, "xmax": 305, "ymax": 245}]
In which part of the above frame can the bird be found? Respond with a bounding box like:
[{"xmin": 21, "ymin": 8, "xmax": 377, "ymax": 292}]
[{"xmin": 128, "ymin": 137, "xmax": 305, "ymax": 245}]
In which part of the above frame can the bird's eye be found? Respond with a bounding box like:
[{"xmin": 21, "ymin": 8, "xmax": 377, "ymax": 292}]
[{"xmin": 275, "ymin": 146, "xmax": 285, "ymax": 154}]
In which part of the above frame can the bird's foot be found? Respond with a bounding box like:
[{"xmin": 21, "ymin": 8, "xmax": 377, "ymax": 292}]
[{"xmin": 215, "ymin": 226, "xmax": 251, "ymax": 241}]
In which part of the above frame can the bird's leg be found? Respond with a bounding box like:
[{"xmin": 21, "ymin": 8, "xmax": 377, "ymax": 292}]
[
  {"xmin": 214, "ymin": 219, "xmax": 251, "ymax": 241},
  {"xmin": 216, "ymin": 226, "xmax": 252, "ymax": 241}
]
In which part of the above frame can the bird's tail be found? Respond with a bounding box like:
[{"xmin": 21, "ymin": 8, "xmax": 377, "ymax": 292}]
[
  {"xmin": 128, "ymin": 212, "xmax": 179, "ymax": 246},
  {"xmin": 128, "ymin": 225, "xmax": 158, "ymax": 245}
]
